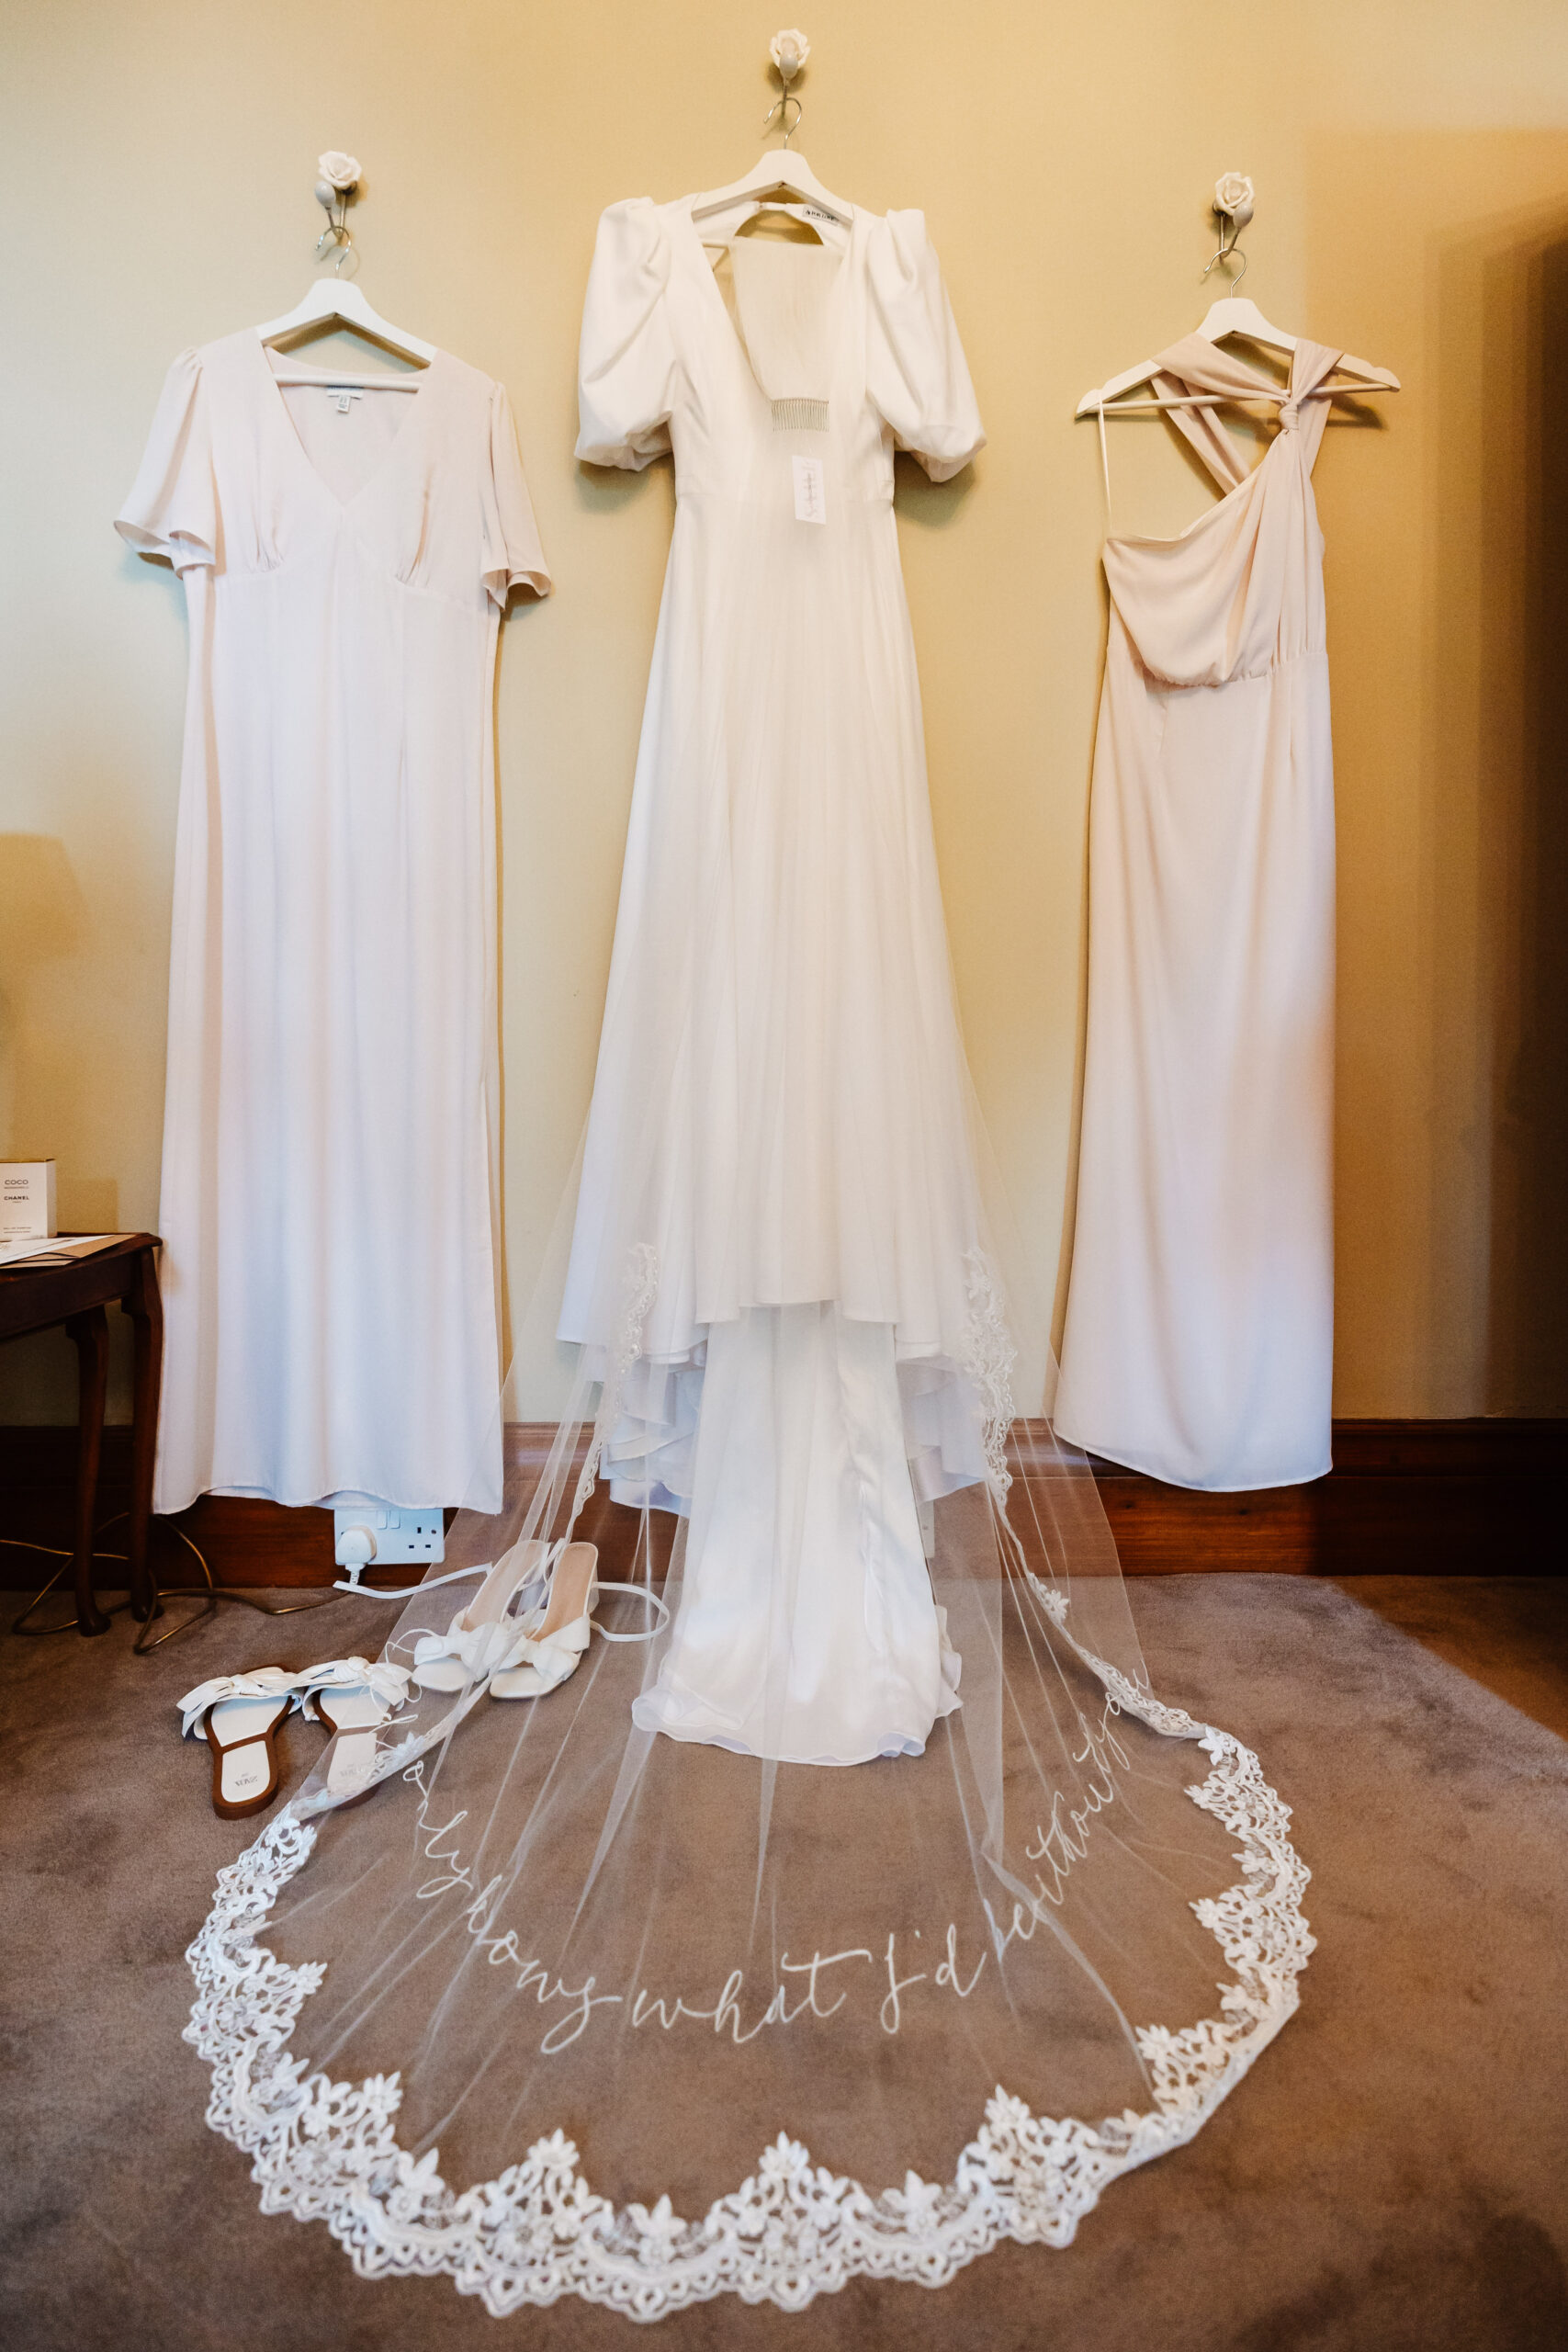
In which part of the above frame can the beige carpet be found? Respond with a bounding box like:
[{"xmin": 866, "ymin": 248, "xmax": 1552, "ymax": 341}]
[{"xmin": 2, "ymin": 1572, "xmax": 1564, "ymax": 2350}]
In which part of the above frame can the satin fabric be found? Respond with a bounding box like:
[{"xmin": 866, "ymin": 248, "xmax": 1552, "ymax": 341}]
[
  {"xmin": 1056, "ymin": 336, "xmax": 1342, "ymax": 1492},
  {"xmin": 562, "ymin": 199, "xmax": 989, "ymax": 1757}
]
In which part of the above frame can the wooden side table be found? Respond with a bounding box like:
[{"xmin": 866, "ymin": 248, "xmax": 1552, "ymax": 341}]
[{"xmin": 0, "ymin": 1235, "xmax": 163, "ymax": 1633}]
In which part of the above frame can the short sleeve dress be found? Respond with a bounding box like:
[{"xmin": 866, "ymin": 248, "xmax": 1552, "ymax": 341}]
[
  {"xmin": 118, "ymin": 335, "xmax": 548, "ymax": 1514},
  {"xmin": 559, "ymin": 200, "xmax": 993, "ymax": 1762}
]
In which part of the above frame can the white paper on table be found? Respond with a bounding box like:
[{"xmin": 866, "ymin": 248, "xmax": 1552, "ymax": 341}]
[{"xmin": 0, "ymin": 1233, "xmax": 118, "ymax": 1268}]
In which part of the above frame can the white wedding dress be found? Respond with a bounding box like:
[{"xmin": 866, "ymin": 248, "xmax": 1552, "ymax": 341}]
[{"xmin": 559, "ymin": 198, "xmax": 991, "ymax": 1762}]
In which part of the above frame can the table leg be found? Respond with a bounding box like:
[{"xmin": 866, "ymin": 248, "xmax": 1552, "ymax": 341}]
[
  {"xmin": 64, "ymin": 1306, "xmax": 110, "ymax": 1635},
  {"xmin": 122, "ymin": 1244, "xmax": 164, "ymax": 1622}
]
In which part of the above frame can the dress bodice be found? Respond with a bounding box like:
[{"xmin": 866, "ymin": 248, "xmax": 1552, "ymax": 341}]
[
  {"xmin": 117, "ymin": 334, "xmax": 547, "ymax": 610},
  {"xmin": 1100, "ymin": 334, "xmax": 1343, "ymax": 688},
  {"xmin": 574, "ymin": 198, "xmax": 984, "ymax": 514}
]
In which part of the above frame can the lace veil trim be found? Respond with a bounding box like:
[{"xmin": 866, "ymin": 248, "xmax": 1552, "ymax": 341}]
[{"xmin": 183, "ymin": 1652, "xmax": 1312, "ymax": 2321}]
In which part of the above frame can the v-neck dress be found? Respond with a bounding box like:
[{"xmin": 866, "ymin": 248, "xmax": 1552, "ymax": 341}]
[
  {"xmin": 118, "ymin": 334, "xmax": 549, "ymax": 1514},
  {"xmin": 559, "ymin": 199, "xmax": 988, "ymax": 1762},
  {"xmin": 1055, "ymin": 335, "xmax": 1343, "ymax": 1492}
]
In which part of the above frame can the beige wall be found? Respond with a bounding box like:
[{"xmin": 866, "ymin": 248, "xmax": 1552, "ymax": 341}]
[{"xmin": 3, "ymin": 1, "xmax": 1566, "ymax": 1429}]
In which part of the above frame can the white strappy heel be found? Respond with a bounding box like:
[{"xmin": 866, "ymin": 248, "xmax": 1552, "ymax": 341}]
[
  {"xmin": 489, "ymin": 1543, "xmax": 669, "ymax": 1701},
  {"xmin": 409, "ymin": 1541, "xmax": 550, "ymax": 1692}
]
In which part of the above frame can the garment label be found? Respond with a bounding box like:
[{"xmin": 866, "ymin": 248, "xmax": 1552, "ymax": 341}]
[
  {"xmin": 331, "ymin": 389, "xmax": 364, "ymax": 414},
  {"xmin": 793, "ymin": 456, "xmax": 827, "ymax": 525}
]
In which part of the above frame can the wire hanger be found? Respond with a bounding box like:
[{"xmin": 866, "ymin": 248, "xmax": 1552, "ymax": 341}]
[
  {"xmin": 1077, "ymin": 175, "xmax": 1399, "ymax": 419},
  {"xmin": 256, "ymin": 153, "xmax": 434, "ymax": 389},
  {"xmin": 691, "ymin": 29, "xmax": 853, "ymax": 244}
]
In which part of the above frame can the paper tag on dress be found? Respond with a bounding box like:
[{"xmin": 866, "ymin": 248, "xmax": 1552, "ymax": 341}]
[{"xmin": 793, "ymin": 456, "xmax": 827, "ymax": 526}]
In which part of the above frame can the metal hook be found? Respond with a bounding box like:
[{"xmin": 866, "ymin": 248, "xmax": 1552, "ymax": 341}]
[
  {"xmin": 314, "ymin": 185, "xmax": 355, "ymax": 266},
  {"xmin": 1201, "ymin": 213, "xmax": 1248, "ymax": 293},
  {"xmin": 761, "ymin": 86, "xmax": 803, "ymax": 146}
]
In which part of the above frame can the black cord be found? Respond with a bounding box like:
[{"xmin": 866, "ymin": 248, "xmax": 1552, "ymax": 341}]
[{"xmin": 5, "ymin": 1517, "xmax": 341, "ymax": 1649}]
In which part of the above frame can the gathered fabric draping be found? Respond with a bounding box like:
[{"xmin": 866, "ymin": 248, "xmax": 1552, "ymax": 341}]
[{"xmin": 1057, "ymin": 335, "xmax": 1342, "ymax": 1492}]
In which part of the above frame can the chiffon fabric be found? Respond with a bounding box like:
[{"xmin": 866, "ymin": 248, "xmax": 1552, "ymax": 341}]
[
  {"xmin": 1056, "ymin": 335, "xmax": 1342, "ymax": 1492},
  {"xmin": 117, "ymin": 336, "xmax": 548, "ymax": 1513},
  {"xmin": 560, "ymin": 199, "xmax": 993, "ymax": 1761}
]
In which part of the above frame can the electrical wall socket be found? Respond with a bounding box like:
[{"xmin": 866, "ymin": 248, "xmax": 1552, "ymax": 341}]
[{"xmin": 333, "ymin": 1504, "xmax": 446, "ymax": 1567}]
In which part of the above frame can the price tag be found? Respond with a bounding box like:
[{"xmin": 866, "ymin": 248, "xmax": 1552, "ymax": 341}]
[{"xmin": 793, "ymin": 456, "xmax": 827, "ymax": 526}]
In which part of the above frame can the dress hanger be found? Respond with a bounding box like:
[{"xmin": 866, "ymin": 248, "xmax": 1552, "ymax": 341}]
[
  {"xmin": 256, "ymin": 277, "xmax": 434, "ymax": 388},
  {"xmin": 255, "ymin": 161, "xmax": 435, "ymax": 390},
  {"xmin": 690, "ymin": 43, "xmax": 852, "ymax": 243},
  {"xmin": 1077, "ymin": 190, "xmax": 1399, "ymax": 418}
]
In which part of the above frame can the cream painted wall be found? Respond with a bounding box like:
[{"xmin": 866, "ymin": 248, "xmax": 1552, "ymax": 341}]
[{"xmin": 2, "ymin": 1, "xmax": 1566, "ymax": 1429}]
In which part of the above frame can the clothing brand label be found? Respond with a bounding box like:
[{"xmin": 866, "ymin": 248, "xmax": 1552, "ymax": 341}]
[{"xmin": 793, "ymin": 456, "xmax": 827, "ymax": 525}]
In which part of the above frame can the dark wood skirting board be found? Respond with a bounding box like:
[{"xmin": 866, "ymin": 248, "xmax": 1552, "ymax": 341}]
[{"xmin": 0, "ymin": 1419, "xmax": 1562, "ymax": 1589}]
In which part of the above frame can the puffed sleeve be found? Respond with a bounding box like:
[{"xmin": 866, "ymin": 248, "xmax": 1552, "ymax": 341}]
[
  {"xmin": 482, "ymin": 381, "xmax": 551, "ymax": 606},
  {"xmin": 115, "ymin": 349, "xmax": 220, "ymax": 571},
  {"xmin": 865, "ymin": 212, "xmax": 985, "ymax": 482},
  {"xmin": 575, "ymin": 199, "xmax": 678, "ymax": 469}
]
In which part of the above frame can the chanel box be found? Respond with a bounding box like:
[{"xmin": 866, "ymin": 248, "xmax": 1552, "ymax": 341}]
[{"xmin": 0, "ymin": 1161, "xmax": 58, "ymax": 1238}]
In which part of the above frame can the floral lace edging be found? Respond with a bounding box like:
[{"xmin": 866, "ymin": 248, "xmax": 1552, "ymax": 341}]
[{"xmin": 183, "ymin": 1676, "xmax": 1313, "ymax": 2322}]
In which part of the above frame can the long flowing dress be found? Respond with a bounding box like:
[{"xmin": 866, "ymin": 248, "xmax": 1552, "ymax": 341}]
[
  {"xmin": 559, "ymin": 198, "xmax": 991, "ymax": 1761},
  {"xmin": 118, "ymin": 337, "xmax": 549, "ymax": 1514},
  {"xmin": 1055, "ymin": 335, "xmax": 1343, "ymax": 1492}
]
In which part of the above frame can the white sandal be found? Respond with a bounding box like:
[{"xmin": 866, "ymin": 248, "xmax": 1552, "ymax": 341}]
[
  {"xmin": 295, "ymin": 1657, "xmax": 413, "ymax": 1802},
  {"xmin": 409, "ymin": 1541, "xmax": 550, "ymax": 1692},
  {"xmin": 177, "ymin": 1668, "xmax": 299, "ymax": 1818},
  {"xmin": 489, "ymin": 1544, "xmax": 669, "ymax": 1701}
]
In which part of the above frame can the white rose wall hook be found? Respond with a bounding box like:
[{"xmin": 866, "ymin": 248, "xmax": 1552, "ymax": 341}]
[
  {"xmin": 1203, "ymin": 170, "xmax": 1255, "ymax": 288},
  {"xmin": 764, "ymin": 28, "xmax": 811, "ymax": 143},
  {"xmin": 313, "ymin": 150, "xmax": 362, "ymax": 273}
]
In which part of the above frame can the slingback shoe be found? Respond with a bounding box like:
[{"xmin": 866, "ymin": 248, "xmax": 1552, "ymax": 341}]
[
  {"xmin": 488, "ymin": 1543, "xmax": 601, "ymax": 1700},
  {"xmin": 410, "ymin": 1540, "xmax": 550, "ymax": 1693},
  {"xmin": 296, "ymin": 1656, "xmax": 413, "ymax": 1804},
  {"xmin": 177, "ymin": 1667, "xmax": 299, "ymax": 1819},
  {"xmin": 486, "ymin": 1546, "xmax": 671, "ymax": 1700}
]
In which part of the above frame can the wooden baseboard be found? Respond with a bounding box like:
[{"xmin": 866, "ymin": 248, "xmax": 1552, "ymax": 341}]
[{"xmin": 0, "ymin": 1419, "xmax": 1562, "ymax": 1589}]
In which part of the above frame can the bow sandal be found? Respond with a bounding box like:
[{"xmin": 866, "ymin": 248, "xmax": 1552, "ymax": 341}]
[
  {"xmin": 489, "ymin": 1544, "xmax": 669, "ymax": 1701},
  {"xmin": 296, "ymin": 1656, "xmax": 414, "ymax": 1804},
  {"xmin": 177, "ymin": 1667, "xmax": 299, "ymax": 1818},
  {"xmin": 410, "ymin": 1540, "xmax": 550, "ymax": 1693}
]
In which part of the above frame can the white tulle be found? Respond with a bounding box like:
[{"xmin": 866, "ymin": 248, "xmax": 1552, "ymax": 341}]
[{"xmin": 184, "ymin": 1651, "xmax": 1312, "ymax": 2319}]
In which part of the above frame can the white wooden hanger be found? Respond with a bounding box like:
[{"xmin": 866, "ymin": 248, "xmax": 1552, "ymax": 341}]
[
  {"xmin": 691, "ymin": 149, "xmax": 852, "ymax": 236},
  {"xmin": 1077, "ymin": 299, "xmax": 1399, "ymax": 417},
  {"xmin": 255, "ymin": 275, "xmax": 434, "ymax": 390},
  {"xmin": 1077, "ymin": 197, "xmax": 1399, "ymax": 418},
  {"xmin": 690, "ymin": 42, "xmax": 852, "ymax": 245}
]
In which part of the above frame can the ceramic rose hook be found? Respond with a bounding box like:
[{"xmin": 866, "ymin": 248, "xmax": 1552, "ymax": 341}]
[
  {"xmin": 762, "ymin": 28, "xmax": 811, "ymax": 147},
  {"xmin": 314, "ymin": 150, "xmax": 362, "ymax": 276},
  {"xmin": 1203, "ymin": 172, "xmax": 1255, "ymax": 291}
]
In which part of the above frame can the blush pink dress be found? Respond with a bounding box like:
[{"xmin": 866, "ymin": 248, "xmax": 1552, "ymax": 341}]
[{"xmin": 1056, "ymin": 335, "xmax": 1344, "ymax": 1492}]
